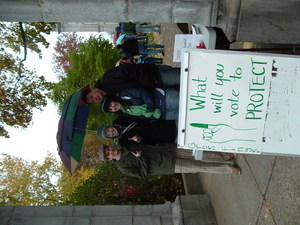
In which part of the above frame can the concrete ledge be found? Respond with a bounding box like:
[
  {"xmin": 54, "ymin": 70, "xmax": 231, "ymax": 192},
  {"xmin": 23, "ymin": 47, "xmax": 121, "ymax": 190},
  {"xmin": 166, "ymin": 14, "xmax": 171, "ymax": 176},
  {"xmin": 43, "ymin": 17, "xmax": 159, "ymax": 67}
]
[
  {"xmin": 181, "ymin": 173, "xmax": 204, "ymax": 195},
  {"xmin": 172, "ymin": 195, "xmax": 218, "ymax": 225}
]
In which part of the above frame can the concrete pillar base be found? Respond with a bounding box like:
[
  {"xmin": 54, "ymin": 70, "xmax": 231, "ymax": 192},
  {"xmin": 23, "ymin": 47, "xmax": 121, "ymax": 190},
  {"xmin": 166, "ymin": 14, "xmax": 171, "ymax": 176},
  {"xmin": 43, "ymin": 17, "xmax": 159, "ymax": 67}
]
[{"xmin": 172, "ymin": 195, "xmax": 218, "ymax": 225}]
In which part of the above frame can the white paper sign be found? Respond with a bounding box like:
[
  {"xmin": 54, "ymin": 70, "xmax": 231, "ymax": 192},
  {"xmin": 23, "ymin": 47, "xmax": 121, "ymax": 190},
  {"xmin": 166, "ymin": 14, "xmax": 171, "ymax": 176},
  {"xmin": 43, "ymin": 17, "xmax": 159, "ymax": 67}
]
[
  {"xmin": 178, "ymin": 49, "xmax": 274, "ymax": 154},
  {"xmin": 173, "ymin": 34, "xmax": 203, "ymax": 62}
]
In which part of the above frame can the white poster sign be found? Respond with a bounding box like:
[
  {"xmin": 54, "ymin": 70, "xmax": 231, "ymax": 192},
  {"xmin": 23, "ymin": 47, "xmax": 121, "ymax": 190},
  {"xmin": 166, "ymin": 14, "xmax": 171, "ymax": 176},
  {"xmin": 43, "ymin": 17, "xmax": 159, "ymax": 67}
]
[{"xmin": 178, "ymin": 49, "xmax": 300, "ymax": 155}]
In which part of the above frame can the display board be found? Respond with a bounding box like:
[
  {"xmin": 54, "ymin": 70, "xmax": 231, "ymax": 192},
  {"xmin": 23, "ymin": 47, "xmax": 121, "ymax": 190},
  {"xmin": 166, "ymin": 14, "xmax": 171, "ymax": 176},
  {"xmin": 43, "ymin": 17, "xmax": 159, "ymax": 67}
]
[{"xmin": 177, "ymin": 49, "xmax": 300, "ymax": 156}]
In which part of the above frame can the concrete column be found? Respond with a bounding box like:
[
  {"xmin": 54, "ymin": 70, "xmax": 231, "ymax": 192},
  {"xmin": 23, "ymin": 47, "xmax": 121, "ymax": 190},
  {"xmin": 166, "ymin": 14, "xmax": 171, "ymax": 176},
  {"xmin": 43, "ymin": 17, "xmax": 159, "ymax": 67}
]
[
  {"xmin": 216, "ymin": 0, "xmax": 300, "ymax": 43},
  {"xmin": 0, "ymin": 0, "xmax": 217, "ymax": 25},
  {"xmin": 0, "ymin": 195, "xmax": 216, "ymax": 225},
  {"xmin": 172, "ymin": 195, "xmax": 218, "ymax": 225},
  {"xmin": 0, "ymin": 203, "xmax": 173, "ymax": 225}
]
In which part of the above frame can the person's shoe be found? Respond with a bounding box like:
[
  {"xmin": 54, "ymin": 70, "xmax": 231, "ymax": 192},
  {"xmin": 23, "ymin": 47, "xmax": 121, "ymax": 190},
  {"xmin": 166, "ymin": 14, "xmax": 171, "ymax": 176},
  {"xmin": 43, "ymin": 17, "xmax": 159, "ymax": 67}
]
[
  {"xmin": 232, "ymin": 165, "xmax": 242, "ymax": 175},
  {"xmin": 228, "ymin": 153, "xmax": 237, "ymax": 160}
]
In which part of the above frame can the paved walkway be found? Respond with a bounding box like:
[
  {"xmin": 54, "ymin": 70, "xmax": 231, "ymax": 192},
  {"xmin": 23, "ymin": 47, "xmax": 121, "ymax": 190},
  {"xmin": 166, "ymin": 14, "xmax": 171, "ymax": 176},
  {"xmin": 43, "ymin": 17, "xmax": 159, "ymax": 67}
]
[
  {"xmin": 157, "ymin": 23, "xmax": 300, "ymax": 225},
  {"xmin": 156, "ymin": 23, "xmax": 184, "ymax": 67},
  {"xmin": 199, "ymin": 154, "xmax": 300, "ymax": 225}
]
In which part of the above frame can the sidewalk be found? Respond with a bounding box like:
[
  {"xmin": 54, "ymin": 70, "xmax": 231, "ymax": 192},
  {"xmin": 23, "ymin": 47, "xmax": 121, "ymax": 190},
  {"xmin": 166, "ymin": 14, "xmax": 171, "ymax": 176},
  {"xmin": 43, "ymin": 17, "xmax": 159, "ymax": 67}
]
[
  {"xmin": 158, "ymin": 23, "xmax": 300, "ymax": 225},
  {"xmin": 156, "ymin": 23, "xmax": 185, "ymax": 67},
  {"xmin": 198, "ymin": 154, "xmax": 300, "ymax": 225}
]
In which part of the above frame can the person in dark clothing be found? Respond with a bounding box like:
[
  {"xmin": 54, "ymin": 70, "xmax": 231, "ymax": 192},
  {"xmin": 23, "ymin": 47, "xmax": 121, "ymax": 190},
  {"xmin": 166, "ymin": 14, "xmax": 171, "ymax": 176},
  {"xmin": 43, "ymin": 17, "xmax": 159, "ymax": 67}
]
[
  {"xmin": 100, "ymin": 87, "xmax": 179, "ymax": 120},
  {"xmin": 138, "ymin": 56, "xmax": 163, "ymax": 64},
  {"xmin": 117, "ymin": 39, "xmax": 164, "ymax": 57},
  {"xmin": 82, "ymin": 63, "xmax": 181, "ymax": 104},
  {"xmin": 119, "ymin": 22, "xmax": 161, "ymax": 35},
  {"xmin": 118, "ymin": 56, "xmax": 163, "ymax": 65},
  {"xmin": 117, "ymin": 39, "xmax": 139, "ymax": 57},
  {"xmin": 97, "ymin": 116, "xmax": 177, "ymax": 146},
  {"xmin": 98, "ymin": 144, "xmax": 242, "ymax": 178},
  {"xmin": 96, "ymin": 63, "xmax": 164, "ymax": 93}
]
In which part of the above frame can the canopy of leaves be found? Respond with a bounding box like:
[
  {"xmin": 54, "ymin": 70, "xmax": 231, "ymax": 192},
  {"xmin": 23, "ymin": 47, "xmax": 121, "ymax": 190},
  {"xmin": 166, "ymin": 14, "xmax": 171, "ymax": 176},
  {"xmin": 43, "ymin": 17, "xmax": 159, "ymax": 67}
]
[
  {"xmin": 0, "ymin": 153, "xmax": 61, "ymax": 206},
  {"xmin": 0, "ymin": 22, "xmax": 56, "ymax": 138},
  {"xmin": 0, "ymin": 153, "xmax": 96, "ymax": 206},
  {"xmin": 0, "ymin": 70, "xmax": 54, "ymax": 138},
  {"xmin": 56, "ymin": 165, "xmax": 95, "ymax": 202},
  {"xmin": 0, "ymin": 22, "xmax": 55, "ymax": 57},
  {"xmin": 52, "ymin": 32, "xmax": 83, "ymax": 76},
  {"xmin": 50, "ymin": 35, "xmax": 122, "ymax": 129}
]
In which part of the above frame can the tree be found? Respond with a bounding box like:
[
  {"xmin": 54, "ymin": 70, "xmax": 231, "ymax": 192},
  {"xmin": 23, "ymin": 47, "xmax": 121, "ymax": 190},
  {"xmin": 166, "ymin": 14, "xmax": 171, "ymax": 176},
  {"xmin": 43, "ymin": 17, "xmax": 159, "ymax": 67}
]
[
  {"xmin": 52, "ymin": 32, "xmax": 83, "ymax": 76},
  {"xmin": 56, "ymin": 165, "xmax": 95, "ymax": 202},
  {"xmin": 0, "ymin": 152, "xmax": 96, "ymax": 206},
  {"xmin": 0, "ymin": 22, "xmax": 55, "ymax": 58},
  {"xmin": 50, "ymin": 35, "xmax": 121, "ymax": 128},
  {"xmin": 0, "ymin": 22, "xmax": 56, "ymax": 138},
  {"xmin": 0, "ymin": 153, "xmax": 61, "ymax": 206},
  {"xmin": 0, "ymin": 70, "xmax": 54, "ymax": 138},
  {"xmin": 51, "ymin": 35, "xmax": 121, "ymax": 110}
]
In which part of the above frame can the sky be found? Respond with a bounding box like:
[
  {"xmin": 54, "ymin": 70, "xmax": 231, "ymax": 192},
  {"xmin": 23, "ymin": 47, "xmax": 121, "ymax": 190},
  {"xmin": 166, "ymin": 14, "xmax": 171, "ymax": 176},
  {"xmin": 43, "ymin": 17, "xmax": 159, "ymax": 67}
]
[
  {"xmin": 0, "ymin": 32, "xmax": 60, "ymax": 162},
  {"xmin": 0, "ymin": 31, "xmax": 111, "ymax": 162}
]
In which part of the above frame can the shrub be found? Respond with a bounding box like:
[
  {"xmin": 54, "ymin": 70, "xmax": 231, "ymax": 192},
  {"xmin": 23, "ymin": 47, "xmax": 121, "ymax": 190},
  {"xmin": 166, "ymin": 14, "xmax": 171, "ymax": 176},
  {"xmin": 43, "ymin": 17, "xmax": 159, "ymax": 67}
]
[{"xmin": 66, "ymin": 162, "xmax": 184, "ymax": 205}]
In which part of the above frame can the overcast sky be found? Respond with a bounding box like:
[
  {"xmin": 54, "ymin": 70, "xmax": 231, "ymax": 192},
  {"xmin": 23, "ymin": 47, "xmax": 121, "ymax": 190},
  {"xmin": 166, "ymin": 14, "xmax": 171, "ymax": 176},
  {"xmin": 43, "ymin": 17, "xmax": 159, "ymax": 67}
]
[
  {"xmin": 0, "ymin": 31, "xmax": 111, "ymax": 162},
  {"xmin": 0, "ymin": 32, "xmax": 60, "ymax": 162}
]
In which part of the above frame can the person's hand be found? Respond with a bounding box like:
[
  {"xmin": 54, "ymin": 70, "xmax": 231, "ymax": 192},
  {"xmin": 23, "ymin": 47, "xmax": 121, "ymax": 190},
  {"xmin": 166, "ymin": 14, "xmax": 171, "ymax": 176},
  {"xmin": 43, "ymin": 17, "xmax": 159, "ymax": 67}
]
[
  {"xmin": 128, "ymin": 135, "xmax": 140, "ymax": 142},
  {"xmin": 131, "ymin": 151, "xmax": 142, "ymax": 157}
]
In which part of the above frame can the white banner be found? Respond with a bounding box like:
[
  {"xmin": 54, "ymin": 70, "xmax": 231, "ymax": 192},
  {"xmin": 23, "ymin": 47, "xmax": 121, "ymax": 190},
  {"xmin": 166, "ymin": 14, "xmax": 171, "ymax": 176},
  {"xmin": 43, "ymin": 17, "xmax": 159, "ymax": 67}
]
[
  {"xmin": 178, "ymin": 49, "xmax": 275, "ymax": 154},
  {"xmin": 178, "ymin": 49, "xmax": 300, "ymax": 155}
]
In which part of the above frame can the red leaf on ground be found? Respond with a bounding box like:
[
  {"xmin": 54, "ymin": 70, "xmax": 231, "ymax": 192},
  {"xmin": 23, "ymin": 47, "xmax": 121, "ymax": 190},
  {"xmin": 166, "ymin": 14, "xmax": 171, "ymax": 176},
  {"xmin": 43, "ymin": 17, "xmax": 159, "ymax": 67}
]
[{"xmin": 266, "ymin": 202, "xmax": 271, "ymax": 213}]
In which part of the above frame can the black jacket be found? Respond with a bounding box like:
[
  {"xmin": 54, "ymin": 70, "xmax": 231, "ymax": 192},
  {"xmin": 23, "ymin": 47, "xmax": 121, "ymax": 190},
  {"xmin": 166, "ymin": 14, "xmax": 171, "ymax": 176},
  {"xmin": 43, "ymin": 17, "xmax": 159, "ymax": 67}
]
[
  {"xmin": 118, "ymin": 39, "xmax": 139, "ymax": 57},
  {"xmin": 95, "ymin": 63, "xmax": 163, "ymax": 95},
  {"xmin": 114, "ymin": 117, "xmax": 177, "ymax": 147},
  {"xmin": 116, "ymin": 144, "xmax": 176, "ymax": 178}
]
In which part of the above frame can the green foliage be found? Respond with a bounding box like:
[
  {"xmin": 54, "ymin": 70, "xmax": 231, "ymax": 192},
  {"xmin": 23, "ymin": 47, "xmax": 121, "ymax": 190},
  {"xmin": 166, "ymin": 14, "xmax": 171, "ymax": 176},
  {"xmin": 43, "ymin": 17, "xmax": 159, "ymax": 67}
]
[
  {"xmin": 0, "ymin": 153, "xmax": 62, "ymax": 206},
  {"xmin": 56, "ymin": 165, "xmax": 95, "ymax": 201},
  {"xmin": 50, "ymin": 35, "xmax": 121, "ymax": 128},
  {"xmin": 0, "ymin": 22, "xmax": 56, "ymax": 138},
  {"xmin": 0, "ymin": 22, "xmax": 55, "ymax": 58},
  {"xmin": 51, "ymin": 35, "xmax": 122, "ymax": 110},
  {"xmin": 0, "ymin": 70, "xmax": 54, "ymax": 138},
  {"xmin": 65, "ymin": 162, "xmax": 184, "ymax": 205},
  {"xmin": 0, "ymin": 152, "xmax": 98, "ymax": 206},
  {"xmin": 146, "ymin": 33, "xmax": 156, "ymax": 44},
  {"xmin": 68, "ymin": 35, "xmax": 120, "ymax": 81}
]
